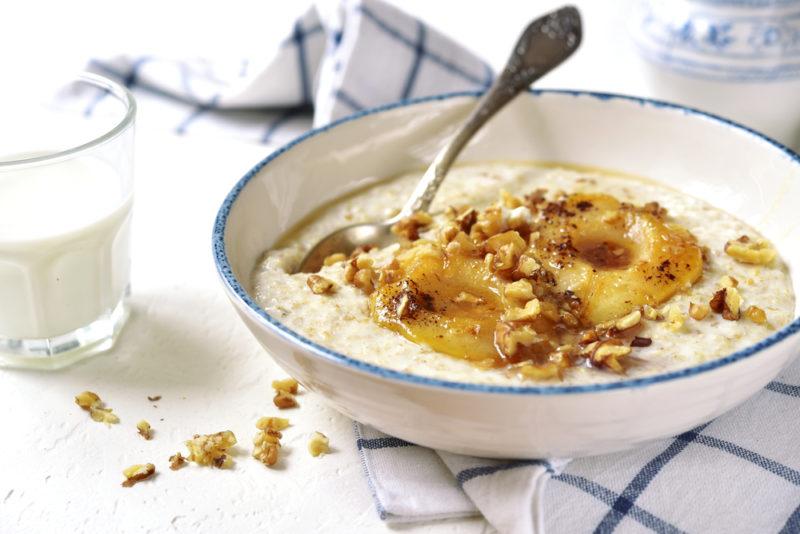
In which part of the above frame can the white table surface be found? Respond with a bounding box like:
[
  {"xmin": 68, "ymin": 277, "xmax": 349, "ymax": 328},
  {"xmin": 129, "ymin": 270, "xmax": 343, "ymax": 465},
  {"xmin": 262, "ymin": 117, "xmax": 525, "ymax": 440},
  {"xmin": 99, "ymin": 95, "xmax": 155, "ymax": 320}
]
[{"xmin": 0, "ymin": 2, "xmax": 664, "ymax": 533}]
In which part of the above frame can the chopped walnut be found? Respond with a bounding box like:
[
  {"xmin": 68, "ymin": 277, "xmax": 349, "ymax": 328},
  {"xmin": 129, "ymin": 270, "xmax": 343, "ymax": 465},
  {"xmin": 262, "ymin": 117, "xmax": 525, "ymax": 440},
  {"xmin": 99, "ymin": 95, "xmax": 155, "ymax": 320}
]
[
  {"xmin": 723, "ymin": 287, "xmax": 742, "ymax": 320},
  {"xmin": 724, "ymin": 235, "xmax": 776, "ymax": 265},
  {"xmin": 630, "ymin": 336, "xmax": 652, "ymax": 347},
  {"xmin": 709, "ymin": 289, "xmax": 726, "ymax": 314},
  {"xmin": 323, "ymin": 252, "xmax": 347, "ymax": 266},
  {"xmin": 121, "ymin": 463, "xmax": 155, "ymax": 487},
  {"xmin": 504, "ymin": 279, "xmax": 534, "ymax": 301},
  {"xmin": 614, "ymin": 310, "xmax": 641, "ymax": 331},
  {"xmin": 185, "ymin": 431, "xmax": 237, "ymax": 468},
  {"xmin": 641, "ymin": 304, "xmax": 660, "ymax": 321},
  {"xmin": 308, "ymin": 431, "xmax": 330, "ymax": 457},
  {"xmin": 352, "ymin": 268, "xmax": 375, "ymax": 294},
  {"xmin": 516, "ymin": 362, "xmax": 562, "ymax": 380},
  {"xmin": 169, "ymin": 452, "xmax": 187, "ymax": 470},
  {"xmin": 664, "ymin": 305, "xmax": 685, "ymax": 332},
  {"xmin": 745, "ymin": 305, "xmax": 767, "ymax": 325},
  {"xmin": 494, "ymin": 322, "xmax": 543, "ymax": 357},
  {"xmin": 272, "ymin": 378, "xmax": 299, "ymax": 394},
  {"xmin": 147, "ymin": 395, "xmax": 161, "ymax": 402},
  {"xmin": 391, "ymin": 212, "xmax": 433, "ymax": 240},
  {"xmin": 253, "ymin": 426, "xmax": 282, "ymax": 467},
  {"xmin": 273, "ymin": 390, "xmax": 298, "ymax": 409},
  {"xmin": 516, "ymin": 255, "xmax": 541, "ymax": 277},
  {"xmin": 719, "ymin": 275, "xmax": 739, "ymax": 288},
  {"xmin": 486, "ymin": 231, "xmax": 527, "ymax": 271},
  {"xmin": 74, "ymin": 391, "xmax": 119, "ymax": 424},
  {"xmin": 688, "ymin": 302, "xmax": 710, "ymax": 321},
  {"xmin": 256, "ymin": 416, "xmax": 290, "ymax": 431},
  {"xmin": 306, "ymin": 274, "xmax": 337, "ymax": 295},
  {"xmin": 503, "ymin": 298, "xmax": 542, "ymax": 321},
  {"xmin": 500, "ymin": 189, "xmax": 524, "ymax": 209},
  {"xmin": 136, "ymin": 420, "xmax": 152, "ymax": 440},
  {"xmin": 590, "ymin": 342, "xmax": 631, "ymax": 373}
]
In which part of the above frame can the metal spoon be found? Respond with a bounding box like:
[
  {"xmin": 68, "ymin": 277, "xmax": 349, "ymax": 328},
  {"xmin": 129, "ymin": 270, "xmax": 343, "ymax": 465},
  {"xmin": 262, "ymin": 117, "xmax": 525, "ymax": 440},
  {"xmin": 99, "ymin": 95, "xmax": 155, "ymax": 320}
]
[{"xmin": 298, "ymin": 5, "xmax": 582, "ymax": 273}]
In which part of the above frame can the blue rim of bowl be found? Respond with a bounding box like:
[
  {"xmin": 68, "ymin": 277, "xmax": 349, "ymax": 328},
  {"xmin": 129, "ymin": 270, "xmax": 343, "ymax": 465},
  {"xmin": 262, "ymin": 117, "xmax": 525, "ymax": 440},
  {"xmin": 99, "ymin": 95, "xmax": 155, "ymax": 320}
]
[{"xmin": 213, "ymin": 88, "xmax": 800, "ymax": 395}]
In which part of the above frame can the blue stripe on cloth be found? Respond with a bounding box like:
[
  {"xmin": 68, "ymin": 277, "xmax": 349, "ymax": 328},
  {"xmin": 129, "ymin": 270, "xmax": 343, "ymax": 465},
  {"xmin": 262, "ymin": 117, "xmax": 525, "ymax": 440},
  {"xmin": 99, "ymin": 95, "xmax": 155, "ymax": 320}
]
[
  {"xmin": 334, "ymin": 88, "xmax": 366, "ymax": 111},
  {"xmin": 89, "ymin": 60, "xmax": 191, "ymax": 104},
  {"xmin": 175, "ymin": 95, "xmax": 220, "ymax": 135},
  {"xmin": 766, "ymin": 381, "xmax": 800, "ymax": 398},
  {"xmin": 84, "ymin": 56, "xmax": 149, "ymax": 116},
  {"xmin": 281, "ymin": 23, "xmax": 323, "ymax": 48},
  {"xmin": 358, "ymin": 5, "xmax": 488, "ymax": 86},
  {"xmin": 400, "ymin": 21, "xmax": 426, "ymax": 99},
  {"xmin": 685, "ymin": 434, "xmax": 800, "ymax": 486},
  {"xmin": 356, "ymin": 436, "xmax": 414, "ymax": 450},
  {"xmin": 353, "ymin": 423, "xmax": 391, "ymax": 520},
  {"xmin": 780, "ymin": 502, "xmax": 800, "ymax": 534},
  {"xmin": 260, "ymin": 106, "xmax": 311, "ymax": 144},
  {"xmin": 554, "ymin": 474, "xmax": 684, "ymax": 534},
  {"xmin": 594, "ymin": 423, "xmax": 710, "ymax": 533},
  {"xmin": 292, "ymin": 21, "xmax": 314, "ymax": 104},
  {"xmin": 456, "ymin": 459, "xmax": 553, "ymax": 489}
]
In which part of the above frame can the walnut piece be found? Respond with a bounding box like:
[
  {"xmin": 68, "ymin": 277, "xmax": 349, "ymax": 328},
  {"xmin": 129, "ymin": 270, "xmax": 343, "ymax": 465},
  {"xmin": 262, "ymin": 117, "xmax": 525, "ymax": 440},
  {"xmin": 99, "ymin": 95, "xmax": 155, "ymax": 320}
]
[
  {"xmin": 308, "ymin": 431, "xmax": 330, "ymax": 457},
  {"xmin": 664, "ymin": 305, "xmax": 685, "ymax": 332},
  {"xmin": 136, "ymin": 420, "xmax": 152, "ymax": 440},
  {"xmin": 614, "ymin": 310, "xmax": 641, "ymax": 331},
  {"xmin": 74, "ymin": 391, "xmax": 119, "ymax": 424},
  {"xmin": 306, "ymin": 274, "xmax": 337, "ymax": 295},
  {"xmin": 391, "ymin": 212, "xmax": 433, "ymax": 240},
  {"xmin": 256, "ymin": 417, "xmax": 290, "ymax": 431},
  {"xmin": 745, "ymin": 305, "xmax": 767, "ymax": 325},
  {"xmin": 184, "ymin": 431, "xmax": 237, "ymax": 468},
  {"xmin": 494, "ymin": 322, "xmax": 542, "ymax": 357},
  {"xmin": 724, "ymin": 235, "xmax": 776, "ymax": 265},
  {"xmin": 502, "ymin": 298, "xmax": 542, "ymax": 322},
  {"xmin": 253, "ymin": 428, "xmax": 282, "ymax": 467},
  {"xmin": 504, "ymin": 279, "xmax": 534, "ymax": 301},
  {"xmin": 122, "ymin": 463, "xmax": 155, "ymax": 487},
  {"xmin": 688, "ymin": 302, "xmax": 710, "ymax": 321},
  {"xmin": 272, "ymin": 378, "xmax": 299, "ymax": 394},
  {"xmin": 590, "ymin": 342, "xmax": 631, "ymax": 373},
  {"xmin": 273, "ymin": 390, "xmax": 298, "ymax": 409},
  {"xmin": 169, "ymin": 452, "xmax": 186, "ymax": 470}
]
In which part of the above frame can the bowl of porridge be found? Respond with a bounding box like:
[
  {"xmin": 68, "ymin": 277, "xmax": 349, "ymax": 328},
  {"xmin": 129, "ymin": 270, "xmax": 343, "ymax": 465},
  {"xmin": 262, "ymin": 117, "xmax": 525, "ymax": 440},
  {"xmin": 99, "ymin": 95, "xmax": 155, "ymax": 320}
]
[{"xmin": 213, "ymin": 90, "xmax": 800, "ymax": 458}]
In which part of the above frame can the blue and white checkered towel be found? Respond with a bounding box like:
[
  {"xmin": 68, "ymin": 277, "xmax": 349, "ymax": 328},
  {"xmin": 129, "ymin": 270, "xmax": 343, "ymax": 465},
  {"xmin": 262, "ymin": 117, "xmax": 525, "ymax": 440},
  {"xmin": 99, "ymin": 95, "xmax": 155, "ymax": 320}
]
[{"xmin": 85, "ymin": 1, "xmax": 800, "ymax": 532}]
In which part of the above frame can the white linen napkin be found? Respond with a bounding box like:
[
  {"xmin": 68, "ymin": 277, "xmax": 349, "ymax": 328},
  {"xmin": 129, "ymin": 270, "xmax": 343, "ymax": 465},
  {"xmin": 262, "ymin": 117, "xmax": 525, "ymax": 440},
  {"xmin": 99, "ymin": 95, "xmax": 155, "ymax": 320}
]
[{"xmin": 82, "ymin": 1, "xmax": 800, "ymax": 532}]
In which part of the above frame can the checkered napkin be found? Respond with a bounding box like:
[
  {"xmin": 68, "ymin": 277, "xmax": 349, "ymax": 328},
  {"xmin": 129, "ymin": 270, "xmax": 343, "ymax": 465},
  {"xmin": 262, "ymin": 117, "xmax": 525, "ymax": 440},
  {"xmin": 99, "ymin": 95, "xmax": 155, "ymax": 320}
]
[
  {"xmin": 84, "ymin": 1, "xmax": 800, "ymax": 532},
  {"xmin": 85, "ymin": 0, "xmax": 492, "ymax": 145},
  {"xmin": 356, "ymin": 355, "xmax": 800, "ymax": 533}
]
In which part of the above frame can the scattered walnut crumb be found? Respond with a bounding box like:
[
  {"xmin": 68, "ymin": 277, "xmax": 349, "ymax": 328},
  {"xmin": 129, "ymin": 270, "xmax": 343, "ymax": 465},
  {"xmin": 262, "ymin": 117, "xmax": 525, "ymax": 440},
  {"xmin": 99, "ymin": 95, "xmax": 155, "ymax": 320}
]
[
  {"xmin": 719, "ymin": 275, "xmax": 739, "ymax": 288},
  {"xmin": 516, "ymin": 362, "xmax": 562, "ymax": 380},
  {"xmin": 724, "ymin": 235, "xmax": 776, "ymax": 265},
  {"xmin": 494, "ymin": 322, "xmax": 542, "ymax": 357},
  {"xmin": 323, "ymin": 252, "xmax": 347, "ymax": 266},
  {"xmin": 273, "ymin": 390, "xmax": 298, "ymax": 409},
  {"xmin": 591, "ymin": 342, "xmax": 631, "ymax": 373},
  {"xmin": 121, "ymin": 463, "xmax": 155, "ymax": 487},
  {"xmin": 630, "ymin": 336, "xmax": 652, "ymax": 347},
  {"xmin": 745, "ymin": 305, "xmax": 768, "ymax": 325},
  {"xmin": 391, "ymin": 212, "xmax": 433, "ymax": 240},
  {"xmin": 504, "ymin": 279, "xmax": 534, "ymax": 301},
  {"xmin": 614, "ymin": 310, "xmax": 641, "ymax": 331},
  {"xmin": 308, "ymin": 431, "xmax": 330, "ymax": 457},
  {"xmin": 147, "ymin": 395, "xmax": 161, "ymax": 402},
  {"xmin": 272, "ymin": 378, "xmax": 299, "ymax": 394},
  {"xmin": 306, "ymin": 274, "xmax": 337, "ymax": 295},
  {"xmin": 502, "ymin": 298, "xmax": 542, "ymax": 321},
  {"xmin": 664, "ymin": 305, "xmax": 685, "ymax": 332},
  {"xmin": 723, "ymin": 287, "xmax": 743, "ymax": 320},
  {"xmin": 74, "ymin": 391, "xmax": 119, "ymax": 424},
  {"xmin": 185, "ymin": 431, "xmax": 237, "ymax": 468},
  {"xmin": 709, "ymin": 289, "xmax": 726, "ymax": 314},
  {"xmin": 136, "ymin": 420, "xmax": 152, "ymax": 440},
  {"xmin": 688, "ymin": 302, "xmax": 710, "ymax": 321},
  {"xmin": 169, "ymin": 452, "xmax": 186, "ymax": 470},
  {"xmin": 253, "ymin": 418, "xmax": 284, "ymax": 467},
  {"xmin": 641, "ymin": 304, "xmax": 660, "ymax": 321}
]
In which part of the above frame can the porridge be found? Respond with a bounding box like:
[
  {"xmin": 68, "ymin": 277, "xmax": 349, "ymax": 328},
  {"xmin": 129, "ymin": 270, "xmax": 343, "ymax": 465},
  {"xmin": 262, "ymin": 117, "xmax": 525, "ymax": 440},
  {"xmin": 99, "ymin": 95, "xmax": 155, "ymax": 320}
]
[{"xmin": 253, "ymin": 163, "xmax": 794, "ymax": 385}]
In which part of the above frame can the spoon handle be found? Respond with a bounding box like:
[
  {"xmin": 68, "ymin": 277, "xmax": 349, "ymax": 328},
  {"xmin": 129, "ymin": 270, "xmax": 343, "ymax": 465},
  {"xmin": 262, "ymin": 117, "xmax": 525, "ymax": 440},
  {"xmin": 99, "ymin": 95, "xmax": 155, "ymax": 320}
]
[{"xmin": 398, "ymin": 5, "xmax": 582, "ymax": 217}]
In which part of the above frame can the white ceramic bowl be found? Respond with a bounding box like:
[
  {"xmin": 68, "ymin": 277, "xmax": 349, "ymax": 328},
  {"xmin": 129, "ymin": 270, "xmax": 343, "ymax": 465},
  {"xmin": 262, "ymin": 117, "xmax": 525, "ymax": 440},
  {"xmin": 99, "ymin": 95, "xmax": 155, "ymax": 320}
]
[{"xmin": 213, "ymin": 90, "xmax": 800, "ymax": 459}]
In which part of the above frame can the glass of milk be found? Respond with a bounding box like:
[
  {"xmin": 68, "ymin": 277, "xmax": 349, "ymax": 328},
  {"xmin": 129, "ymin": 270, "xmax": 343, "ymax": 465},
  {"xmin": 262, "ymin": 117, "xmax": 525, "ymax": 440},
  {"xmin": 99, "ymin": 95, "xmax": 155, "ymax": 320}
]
[{"xmin": 0, "ymin": 73, "xmax": 135, "ymax": 369}]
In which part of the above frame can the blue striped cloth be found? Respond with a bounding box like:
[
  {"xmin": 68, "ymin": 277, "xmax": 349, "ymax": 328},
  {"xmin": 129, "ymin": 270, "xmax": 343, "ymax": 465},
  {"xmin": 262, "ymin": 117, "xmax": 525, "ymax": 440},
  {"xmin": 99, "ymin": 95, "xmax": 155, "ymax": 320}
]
[
  {"xmin": 356, "ymin": 354, "xmax": 800, "ymax": 533},
  {"xmin": 83, "ymin": 0, "xmax": 492, "ymax": 146},
  {"xmin": 81, "ymin": 1, "xmax": 800, "ymax": 531}
]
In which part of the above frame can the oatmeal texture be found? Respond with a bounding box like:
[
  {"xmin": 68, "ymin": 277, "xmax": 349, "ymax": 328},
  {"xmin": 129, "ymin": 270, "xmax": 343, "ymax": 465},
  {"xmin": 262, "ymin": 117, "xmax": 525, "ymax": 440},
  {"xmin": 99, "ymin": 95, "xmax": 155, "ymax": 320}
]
[{"xmin": 253, "ymin": 163, "xmax": 795, "ymax": 385}]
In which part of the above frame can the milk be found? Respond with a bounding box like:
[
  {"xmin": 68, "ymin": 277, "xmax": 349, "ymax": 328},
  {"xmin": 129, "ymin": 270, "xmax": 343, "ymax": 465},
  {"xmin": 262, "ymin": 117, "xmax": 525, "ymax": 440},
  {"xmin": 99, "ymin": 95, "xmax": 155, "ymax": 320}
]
[{"xmin": 0, "ymin": 156, "xmax": 132, "ymax": 341}]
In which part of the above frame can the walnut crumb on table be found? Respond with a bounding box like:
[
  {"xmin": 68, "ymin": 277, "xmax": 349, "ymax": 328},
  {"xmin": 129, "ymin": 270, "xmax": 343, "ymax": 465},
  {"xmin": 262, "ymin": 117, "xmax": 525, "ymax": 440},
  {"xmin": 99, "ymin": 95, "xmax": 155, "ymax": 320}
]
[
  {"xmin": 136, "ymin": 420, "xmax": 152, "ymax": 440},
  {"xmin": 272, "ymin": 378, "xmax": 299, "ymax": 409},
  {"xmin": 169, "ymin": 452, "xmax": 187, "ymax": 470},
  {"xmin": 308, "ymin": 432, "xmax": 330, "ymax": 457},
  {"xmin": 74, "ymin": 391, "xmax": 119, "ymax": 424},
  {"xmin": 121, "ymin": 463, "xmax": 155, "ymax": 487},
  {"xmin": 184, "ymin": 431, "xmax": 237, "ymax": 468},
  {"xmin": 253, "ymin": 417, "xmax": 289, "ymax": 467}
]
